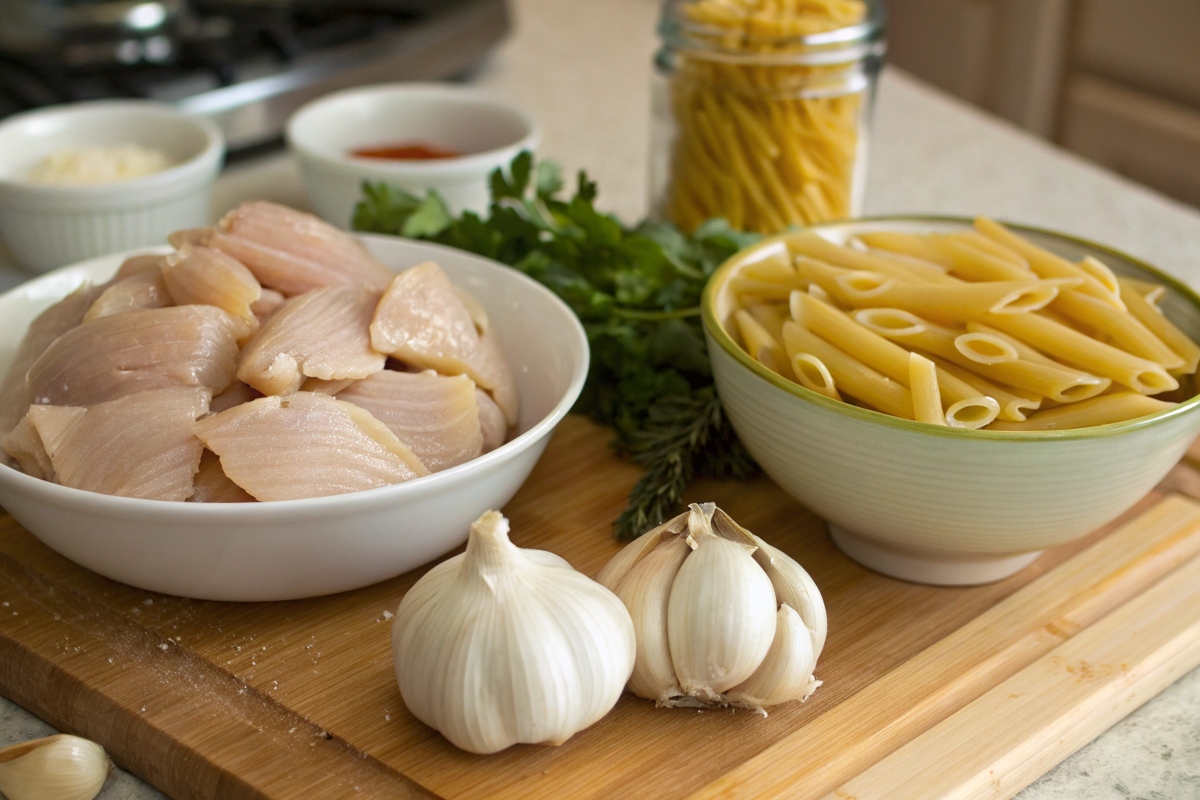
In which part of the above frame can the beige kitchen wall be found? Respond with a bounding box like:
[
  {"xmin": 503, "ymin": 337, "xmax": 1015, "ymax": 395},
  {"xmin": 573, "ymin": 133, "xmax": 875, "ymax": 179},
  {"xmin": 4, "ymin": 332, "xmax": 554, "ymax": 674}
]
[{"xmin": 884, "ymin": 0, "xmax": 1200, "ymax": 208}]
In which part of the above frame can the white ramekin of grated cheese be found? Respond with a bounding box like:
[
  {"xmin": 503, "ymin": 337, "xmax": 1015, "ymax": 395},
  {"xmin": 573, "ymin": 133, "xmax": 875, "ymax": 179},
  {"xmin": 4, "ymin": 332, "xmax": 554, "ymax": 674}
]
[{"xmin": 0, "ymin": 101, "xmax": 224, "ymax": 273}]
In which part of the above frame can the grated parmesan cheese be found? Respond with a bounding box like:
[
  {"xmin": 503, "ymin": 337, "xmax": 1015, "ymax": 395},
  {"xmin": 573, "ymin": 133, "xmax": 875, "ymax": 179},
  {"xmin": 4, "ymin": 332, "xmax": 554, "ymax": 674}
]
[{"xmin": 27, "ymin": 145, "xmax": 173, "ymax": 185}]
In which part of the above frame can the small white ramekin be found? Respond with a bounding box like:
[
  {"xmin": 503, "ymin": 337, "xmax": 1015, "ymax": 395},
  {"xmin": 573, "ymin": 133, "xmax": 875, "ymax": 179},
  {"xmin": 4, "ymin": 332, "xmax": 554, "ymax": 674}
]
[
  {"xmin": 0, "ymin": 100, "xmax": 224, "ymax": 273},
  {"xmin": 287, "ymin": 83, "xmax": 539, "ymax": 228}
]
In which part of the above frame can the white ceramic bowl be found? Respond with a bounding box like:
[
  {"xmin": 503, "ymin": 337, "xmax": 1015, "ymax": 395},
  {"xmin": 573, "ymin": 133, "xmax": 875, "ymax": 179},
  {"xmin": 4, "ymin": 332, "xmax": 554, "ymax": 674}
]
[
  {"xmin": 0, "ymin": 235, "xmax": 587, "ymax": 601},
  {"xmin": 0, "ymin": 100, "xmax": 224, "ymax": 274},
  {"xmin": 704, "ymin": 217, "xmax": 1200, "ymax": 585},
  {"xmin": 287, "ymin": 83, "xmax": 539, "ymax": 227}
]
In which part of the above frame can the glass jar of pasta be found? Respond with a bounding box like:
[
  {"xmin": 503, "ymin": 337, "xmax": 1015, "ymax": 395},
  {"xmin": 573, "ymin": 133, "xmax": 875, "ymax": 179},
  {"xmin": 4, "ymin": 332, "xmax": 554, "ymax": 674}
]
[{"xmin": 650, "ymin": 0, "xmax": 886, "ymax": 234}]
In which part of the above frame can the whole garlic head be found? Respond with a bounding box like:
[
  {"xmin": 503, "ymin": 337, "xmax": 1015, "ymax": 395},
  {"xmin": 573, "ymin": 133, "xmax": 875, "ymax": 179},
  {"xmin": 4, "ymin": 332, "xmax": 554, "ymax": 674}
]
[
  {"xmin": 596, "ymin": 503, "xmax": 826, "ymax": 713},
  {"xmin": 392, "ymin": 510, "xmax": 636, "ymax": 754}
]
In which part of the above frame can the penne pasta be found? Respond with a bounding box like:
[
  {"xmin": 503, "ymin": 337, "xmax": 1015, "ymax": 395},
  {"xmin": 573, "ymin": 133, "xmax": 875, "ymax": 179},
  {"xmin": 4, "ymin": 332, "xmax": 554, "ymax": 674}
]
[
  {"xmin": 945, "ymin": 396, "xmax": 1001, "ymax": 430},
  {"xmin": 955, "ymin": 332, "xmax": 1019, "ymax": 364},
  {"xmin": 869, "ymin": 311, "xmax": 1110, "ymax": 403},
  {"xmin": 728, "ymin": 224, "xmax": 1198, "ymax": 432},
  {"xmin": 927, "ymin": 235, "xmax": 1032, "ymax": 282},
  {"xmin": 927, "ymin": 356, "xmax": 1042, "ymax": 422},
  {"xmin": 908, "ymin": 352, "xmax": 945, "ymax": 425},
  {"xmin": 982, "ymin": 311, "xmax": 1178, "ymax": 395},
  {"xmin": 1051, "ymin": 290, "xmax": 1184, "ymax": 369},
  {"xmin": 965, "ymin": 322, "xmax": 1061, "ymax": 367},
  {"xmin": 986, "ymin": 392, "xmax": 1176, "ymax": 432},
  {"xmin": 791, "ymin": 353, "xmax": 841, "ymax": 400},
  {"xmin": 857, "ymin": 231, "xmax": 953, "ymax": 267},
  {"xmin": 975, "ymin": 217, "xmax": 1125, "ymax": 310},
  {"xmin": 1117, "ymin": 277, "xmax": 1200, "ymax": 375},
  {"xmin": 734, "ymin": 309, "xmax": 789, "ymax": 377},
  {"xmin": 790, "ymin": 290, "xmax": 980, "ymax": 406},
  {"xmin": 790, "ymin": 232, "xmax": 960, "ymax": 285},
  {"xmin": 830, "ymin": 274, "xmax": 1068, "ymax": 322},
  {"xmin": 781, "ymin": 321, "xmax": 914, "ymax": 418}
]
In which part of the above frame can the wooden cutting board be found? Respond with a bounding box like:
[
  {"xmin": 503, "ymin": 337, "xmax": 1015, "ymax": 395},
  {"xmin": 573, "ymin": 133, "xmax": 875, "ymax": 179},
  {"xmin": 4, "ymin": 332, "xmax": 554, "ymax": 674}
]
[{"xmin": 3, "ymin": 415, "xmax": 1200, "ymax": 800}]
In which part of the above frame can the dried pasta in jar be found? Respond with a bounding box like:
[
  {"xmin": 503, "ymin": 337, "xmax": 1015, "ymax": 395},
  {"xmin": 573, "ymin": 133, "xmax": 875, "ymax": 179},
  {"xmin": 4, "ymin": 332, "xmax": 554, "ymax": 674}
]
[{"xmin": 652, "ymin": 0, "xmax": 885, "ymax": 233}]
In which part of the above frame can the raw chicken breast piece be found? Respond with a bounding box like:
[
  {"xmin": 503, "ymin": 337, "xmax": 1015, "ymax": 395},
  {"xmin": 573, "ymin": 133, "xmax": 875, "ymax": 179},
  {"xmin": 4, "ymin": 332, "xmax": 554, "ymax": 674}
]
[
  {"xmin": 251, "ymin": 288, "xmax": 286, "ymax": 323},
  {"xmin": 370, "ymin": 262, "xmax": 519, "ymax": 425},
  {"xmin": 161, "ymin": 245, "xmax": 261, "ymax": 341},
  {"xmin": 210, "ymin": 202, "xmax": 393, "ymax": 295},
  {"xmin": 1, "ymin": 411, "xmax": 60, "ymax": 480},
  {"xmin": 28, "ymin": 387, "xmax": 211, "ymax": 500},
  {"xmin": 83, "ymin": 269, "xmax": 172, "ymax": 322},
  {"xmin": 168, "ymin": 228, "xmax": 212, "ymax": 249},
  {"xmin": 209, "ymin": 381, "xmax": 261, "ymax": 414},
  {"xmin": 302, "ymin": 377, "xmax": 356, "ymax": 395},
  {"xmin": 337, "ymin": 370, "xmax": 483, "ymax": 472},
  {"xmin": 238, "ymin": 285, "xmax": 385, "ymax": 396},
  {"xmin": 0, "ymin": 282, "xmax": 105, "ymax": 436},
  {"xmin": 475, "ymin": 389, "xmax": 508, "ymax": 453},
  {"xmin": 26, "ymin": 305, "xmax": 240, "ymax": 408},
  {"xmin": 114, "ymin": 253, "xmax": 168, "ymax": 280},
  {"xmin": 190, "ymin": 449, "xmax": 254, "ymax": 503},
  {"xmin": 195, "ymin": 391, "xmax": 427, "ymax": 500}
]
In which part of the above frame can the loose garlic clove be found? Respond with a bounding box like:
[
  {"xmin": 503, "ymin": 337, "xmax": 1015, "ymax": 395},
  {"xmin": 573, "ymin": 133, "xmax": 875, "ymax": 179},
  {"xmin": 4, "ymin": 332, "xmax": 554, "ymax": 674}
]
[
  {"xmin": 392, "ymin": 510, "xmax": 635, "ymax": 754},
  {"xmin": 599, "ymin": 502, "xmax": 827, "ymax": 713},
  {"xmin": 613, "ymin": 535, "xmax": 690, "ymax": 704},
  {"xmin": 0, "ymin": 734, "xmax": 110, "ymax": 800},
  {"xmin": 667, "ymin": 505, "xmax": 777, "ymax": 701},
  {"xmin": 727, "ymin": 604, "xmax": 821, "ymax": 713}
]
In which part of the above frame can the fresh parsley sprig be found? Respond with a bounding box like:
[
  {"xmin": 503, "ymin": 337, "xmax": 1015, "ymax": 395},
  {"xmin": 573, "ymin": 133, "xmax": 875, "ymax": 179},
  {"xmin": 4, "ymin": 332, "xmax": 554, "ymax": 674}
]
[{"xmin": 353, "ymin": 151, "xmax": 760, "ymax": 539}]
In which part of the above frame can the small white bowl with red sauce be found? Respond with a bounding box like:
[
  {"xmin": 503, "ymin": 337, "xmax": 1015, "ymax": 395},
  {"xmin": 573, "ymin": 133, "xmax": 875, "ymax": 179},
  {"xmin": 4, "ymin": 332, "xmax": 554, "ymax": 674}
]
[{"xmin": 287, "ymin": 83, "xmax": 539, "ymax": 228}]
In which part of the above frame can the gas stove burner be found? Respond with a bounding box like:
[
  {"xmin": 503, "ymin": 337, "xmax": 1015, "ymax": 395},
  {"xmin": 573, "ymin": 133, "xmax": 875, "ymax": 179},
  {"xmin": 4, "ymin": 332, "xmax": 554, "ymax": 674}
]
[{"xmin": 0, "ymin": 0, "xmax": 509, "ymax": 152}]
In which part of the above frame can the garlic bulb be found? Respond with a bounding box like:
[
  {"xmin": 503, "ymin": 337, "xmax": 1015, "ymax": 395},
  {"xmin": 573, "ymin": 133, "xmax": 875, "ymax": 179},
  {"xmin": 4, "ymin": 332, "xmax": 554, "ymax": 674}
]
[
  {"xmin": 0, "ymin": 734, "xmax": 110, "ymax": 800},
  {"xmin": 596, "ymin": 503, "xmax": 826, "ymax": 713},
  {"xmin": 392, "ymin": 510, "xmax": 636, "ymax": 754}
]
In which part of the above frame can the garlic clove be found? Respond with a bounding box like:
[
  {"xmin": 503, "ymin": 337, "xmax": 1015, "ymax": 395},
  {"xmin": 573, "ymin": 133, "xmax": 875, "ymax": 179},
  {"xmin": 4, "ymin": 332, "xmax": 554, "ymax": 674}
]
[
  {"xmin": 595, "ymin": 510, "xmax": 689, "ymax": 591},
  {"xmin": 613, "ymin": 534, "xmax": 691, "ymax": 704},
  {"xmin": 392, "ymin": 510, "xmax": 635, "ymax": 754},
  {"xmin": 0, "ymin": 734, "xmax": 110, "ymax": 800},
  {"xmin": 749, "ymin": 535, "xmax": 828, "ymax": 660},
  {"xmin": 667, "ymin": 506, "xmax": 778, "ymax": 700},
  {"xmin": 726, "ymin": 604, "xmax": 821, "ymax": 713}
]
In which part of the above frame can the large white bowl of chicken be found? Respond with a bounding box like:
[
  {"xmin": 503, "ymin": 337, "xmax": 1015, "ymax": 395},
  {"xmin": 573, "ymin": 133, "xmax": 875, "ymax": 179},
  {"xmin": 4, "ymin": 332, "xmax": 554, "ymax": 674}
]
[{"xmin": 0, "ymin": 202, "xmax": 588, "ymax": 601}]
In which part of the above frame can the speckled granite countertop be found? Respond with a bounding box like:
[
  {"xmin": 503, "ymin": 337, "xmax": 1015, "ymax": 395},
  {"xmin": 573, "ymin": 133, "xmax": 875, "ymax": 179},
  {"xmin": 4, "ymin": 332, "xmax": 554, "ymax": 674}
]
[{"xmin": 1, "ymin": 0, "xmax": 1198, "ymax": 797}]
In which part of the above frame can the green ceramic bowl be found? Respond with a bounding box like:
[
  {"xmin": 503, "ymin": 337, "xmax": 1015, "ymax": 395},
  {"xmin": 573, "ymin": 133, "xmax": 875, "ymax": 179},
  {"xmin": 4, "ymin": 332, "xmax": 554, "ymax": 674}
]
[{"xmin": 703, "ymin": 217, "xmax": 1200, "ymax": 585}]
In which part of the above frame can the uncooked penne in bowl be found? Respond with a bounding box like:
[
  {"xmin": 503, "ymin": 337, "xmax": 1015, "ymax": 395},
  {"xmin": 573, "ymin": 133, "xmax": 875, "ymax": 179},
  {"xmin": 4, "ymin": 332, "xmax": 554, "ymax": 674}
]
[{"xmin": 702, "ymin": 216, "xmax": 1200, "ymax": 586}]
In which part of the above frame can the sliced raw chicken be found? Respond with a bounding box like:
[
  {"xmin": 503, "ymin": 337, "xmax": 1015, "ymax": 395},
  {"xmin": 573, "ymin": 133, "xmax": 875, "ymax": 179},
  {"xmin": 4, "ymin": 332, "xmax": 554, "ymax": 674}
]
[
  {"xmin": 194, "ymin": 391, "xmax": 428, "ymax": 500},
  {"xmin": 370, "ymin": 262, "xmax": 519, "ymax": 425},
  {"xmin": 168, "ymin": 228, "xmax": 212, "ymax": 249},
  {"xmin": 0, "ymin": 282, "xmax": 105, "ymax": 436},
  {"xmin": 337, "ymin": 370, "xmax": 482, "ymax": 472},
  {"xmin": 114, "ymin": 253, "xmax": 168, "ymax": 280},
  {"xmin": 161, "ymin": 245, "xmax": 261, "ymax": 340},
  {"xmin": 237, "ymin": 286, "xmax": 385, "ymax": 396},
  {"xmin": 26, "ymin": 305, "xmax": 240, "ymax": 408},
  {"xmin": 302, "ymin": 377, "xmax": 356, "ymax": 395},
  {"xmin": 209, "ymin": 381, "xmax": 261, "ymax": 414},
  {"xmin": 28, "ymin": 387, "xmax": 210, "ymax": 500},
  {"xmin": 251, "ymin": 288, "xmax": 286, "ymax": 323},
  {"xmin": 190, "ymin": 449, "xmax": 254, "ymax": 503},
  {"xmin": 83, "ymin": 269, "xmax": 172, "ymax": 322},
  {"xmin": 1, "ymin": 411, "xmax": 58, "ymax": 480},
  {"xmin": 475, "ymin": 389, "xmax": 508, "ymax": 453},
  {"xmin": 209, "ymin": 201, "xmax": 393, "ymax": 295}
]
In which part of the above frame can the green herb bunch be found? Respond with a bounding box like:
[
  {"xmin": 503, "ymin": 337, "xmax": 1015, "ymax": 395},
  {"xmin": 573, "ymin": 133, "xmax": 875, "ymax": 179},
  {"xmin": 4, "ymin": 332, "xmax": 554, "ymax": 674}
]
[{"xmin": 353, "ymin": 151, "xmax": 760, "ymax": 539}]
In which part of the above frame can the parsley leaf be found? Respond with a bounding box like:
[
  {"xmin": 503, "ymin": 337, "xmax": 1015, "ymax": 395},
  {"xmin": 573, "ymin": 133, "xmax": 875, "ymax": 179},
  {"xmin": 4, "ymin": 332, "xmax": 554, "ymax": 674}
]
[{"xmin": 352, "ymin": 152, "xmax": 760, "ymax": 539}]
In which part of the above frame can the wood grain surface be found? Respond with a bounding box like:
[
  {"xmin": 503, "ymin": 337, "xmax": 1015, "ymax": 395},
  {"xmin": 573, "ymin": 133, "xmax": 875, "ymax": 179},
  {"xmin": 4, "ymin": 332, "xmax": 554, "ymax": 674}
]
[{"xmin": 2, "ymin": 415, "xmax": 1200, "ymax": 800}]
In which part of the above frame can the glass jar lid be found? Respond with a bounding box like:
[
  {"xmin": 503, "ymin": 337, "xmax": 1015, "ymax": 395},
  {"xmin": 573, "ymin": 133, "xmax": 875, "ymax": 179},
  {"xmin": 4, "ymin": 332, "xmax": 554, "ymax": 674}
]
[{"xmin": 659, "ymin": 0, "xmax": 886, "ymax": 66}]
